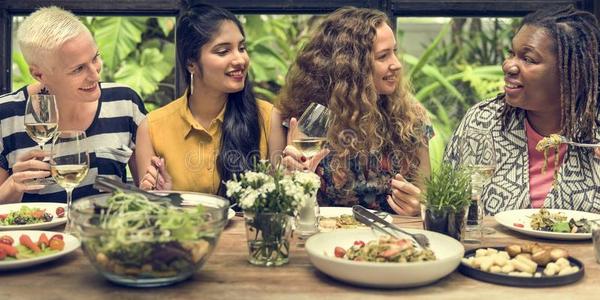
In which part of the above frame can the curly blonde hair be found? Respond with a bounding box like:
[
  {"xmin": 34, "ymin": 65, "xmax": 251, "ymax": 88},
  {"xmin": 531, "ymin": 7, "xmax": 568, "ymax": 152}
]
[{"xmin": 278, "ymin": 7, "xmax": 428, "ymax": 179}]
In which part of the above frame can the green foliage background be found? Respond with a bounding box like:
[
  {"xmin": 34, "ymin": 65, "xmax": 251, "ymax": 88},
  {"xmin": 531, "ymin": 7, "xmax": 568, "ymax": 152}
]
[{"xmin": 11, "ymin": 15, "xmax": 517, "ymax": 170}]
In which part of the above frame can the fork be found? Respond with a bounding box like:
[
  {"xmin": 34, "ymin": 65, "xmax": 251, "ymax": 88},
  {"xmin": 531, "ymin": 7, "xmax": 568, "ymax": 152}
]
[
  {"xmin": 352, "ymin": 205, "xmax": 430, "ymax": 248},
  {"xmin": 558, "ymin": 135, "xmax": 600, "ymax": 148}
]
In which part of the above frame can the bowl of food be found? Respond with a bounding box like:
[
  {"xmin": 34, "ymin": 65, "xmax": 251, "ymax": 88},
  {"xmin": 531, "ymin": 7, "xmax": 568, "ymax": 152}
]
[
  {"xmin": 305, "ymin": 229, "xmax": 464, "ymax": 288},
  {"xmin": 71, "ymin": 190, "xmax": 229, "ymax": 287}
]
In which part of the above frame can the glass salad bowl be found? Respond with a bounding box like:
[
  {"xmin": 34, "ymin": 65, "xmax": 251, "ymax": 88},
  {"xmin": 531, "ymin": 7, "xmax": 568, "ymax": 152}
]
[{"xmin": 71, "ymin": 191, "xmax": 229, "ymax": 287}]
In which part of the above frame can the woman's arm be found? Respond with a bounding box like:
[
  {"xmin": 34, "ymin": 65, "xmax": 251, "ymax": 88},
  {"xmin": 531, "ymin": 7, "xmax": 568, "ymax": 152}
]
[
  {"xmin": 134, "ymin": 119, "xmax": 171, "ymax": 190},
  {"xmin": 0, "ymin": 150, "xmax": 51, "ymax": 203}
]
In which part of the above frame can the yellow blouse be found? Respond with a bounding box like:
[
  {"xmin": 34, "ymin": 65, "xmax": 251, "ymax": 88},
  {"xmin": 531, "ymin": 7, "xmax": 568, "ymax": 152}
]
[{"xmin": 147, "ymin": 94, "xmax": 273, "ymax": 194}]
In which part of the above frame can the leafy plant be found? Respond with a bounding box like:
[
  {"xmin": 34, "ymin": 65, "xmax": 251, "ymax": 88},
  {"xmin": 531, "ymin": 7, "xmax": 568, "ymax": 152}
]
[
  {"xmin": 402, "ymin": 18, "xmax": 515, "ymax": 169},
  {"xmin": 421, "ymin": 161, "xmax": 471, "ymax": 213}
]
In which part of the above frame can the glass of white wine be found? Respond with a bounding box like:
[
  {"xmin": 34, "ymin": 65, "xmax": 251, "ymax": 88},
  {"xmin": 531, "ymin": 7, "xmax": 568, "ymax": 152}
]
[
  {"xmin": 50, "ymin": 130, "xmax": 89, "ymax": 232},
  {"xmin": 458, "ymin": 128, "xmax": 497, "ymax": 242},
  {"xmin": 292, "ymin": 103, "xmax": 330, "ymax": 239},
  {"xmin": 24, "ymin": 94, "xmax": 59, "ymax": 185},
  {"xmin": 292, "ymin": 103, "xmax": 330, "ymax": 158}
]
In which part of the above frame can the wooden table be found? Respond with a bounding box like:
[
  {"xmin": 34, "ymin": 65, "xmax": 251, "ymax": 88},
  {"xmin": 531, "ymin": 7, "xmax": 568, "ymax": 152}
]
[{"xmin": 1, "ymin": 216, "xmax": 599, "ymax": 300}]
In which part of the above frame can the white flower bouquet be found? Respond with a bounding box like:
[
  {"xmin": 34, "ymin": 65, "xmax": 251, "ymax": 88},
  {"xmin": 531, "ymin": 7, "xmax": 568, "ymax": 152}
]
[{"xmin": 225, "ymin": 162, "xmax": 320, "ymax": 266}]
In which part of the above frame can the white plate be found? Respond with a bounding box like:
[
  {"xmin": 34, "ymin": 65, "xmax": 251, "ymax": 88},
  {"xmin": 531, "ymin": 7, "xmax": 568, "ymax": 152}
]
[
  {"xmin": 495, "ymin": 209, "xmax": 600, "ymax": 240},
  {"xmin": 319, "ymin": 207, "xmax": 393, "ymax": 230},
  {"xmin": 169, "ymin": 192, "xmax": 234, "ymax": 221},
  {"xmin": 0, "ymin": 203, "xmax": 67, "ymax": 230},
  {"xmin": 0, "ymin": 230, "xmax": 80, "ymax": 270},
  {"xmin": 305, "ymin": 229, "xmax": 464, "ymax": 288}
]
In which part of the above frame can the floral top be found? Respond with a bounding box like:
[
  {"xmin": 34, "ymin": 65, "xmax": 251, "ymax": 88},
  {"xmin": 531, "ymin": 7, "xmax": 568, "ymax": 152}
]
[
  {"xmin": 316, "ymin": 125, "xmax": 434, "ymax": 213},
  {"xmin": 444, "ymin": 95, "xmax": 600, "ymax": 215}
]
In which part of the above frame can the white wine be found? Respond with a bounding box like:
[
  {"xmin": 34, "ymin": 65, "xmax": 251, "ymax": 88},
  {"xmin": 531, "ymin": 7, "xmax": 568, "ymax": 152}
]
[
  {"xmin": 25, "ymin": 122, "xmax": 58, "ymax": 145},
  {"xmin": 51, "ymin": 164, "xmax": 89, "ymax": 189},
  {"xmin": 470, "ymin": 164, "xmax": 495, "ymax": 188},
  {"xmin": 292, "ymin": 137, "xmax": 327, "ymax": 157}
]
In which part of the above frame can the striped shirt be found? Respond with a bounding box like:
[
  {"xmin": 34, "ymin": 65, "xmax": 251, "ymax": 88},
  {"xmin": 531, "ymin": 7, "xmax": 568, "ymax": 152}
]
[{"xmin": 0, "ymin": 83, "xmax": 147, "ymax": 203}]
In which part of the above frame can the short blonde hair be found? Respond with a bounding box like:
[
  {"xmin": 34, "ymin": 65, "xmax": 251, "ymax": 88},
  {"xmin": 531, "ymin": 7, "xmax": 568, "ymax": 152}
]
[{"xmin": 17, "ymin": 6, "xmax": 91, "ymax": 69}]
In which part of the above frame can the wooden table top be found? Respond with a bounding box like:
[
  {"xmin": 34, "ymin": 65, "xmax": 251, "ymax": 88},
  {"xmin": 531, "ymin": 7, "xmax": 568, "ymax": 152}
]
[{"xmin": 1, "ymin": 215, "xmax": 599, "ymax": 300}]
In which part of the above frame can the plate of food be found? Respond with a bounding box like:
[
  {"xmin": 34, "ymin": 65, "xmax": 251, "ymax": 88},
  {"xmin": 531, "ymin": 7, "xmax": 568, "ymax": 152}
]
[
  {"xmin": 0, "ymin": 230, "xmax": 80, "ymax": 270},
  {"xmin": 318, "ymin": 207, "xmax": 393, "ymax": 231},
  {"xmin": 494, "ymin": 208, "xmax": 599, "ymax": 240},
  {"xmin": 458, "ymin": 243, "xmax": 584, "ymax": 287},
  {"xmin": 0, "ymin": 202, "xmax": 67, "ymax": 230},
  {"xmin": 305, "ymin": 228, "xmax": 464, "ymax": 288}
]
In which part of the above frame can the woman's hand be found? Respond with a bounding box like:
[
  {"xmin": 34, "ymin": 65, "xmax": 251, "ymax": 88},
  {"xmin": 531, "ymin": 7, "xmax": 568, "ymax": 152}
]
[
  {"xmin": 595, "ymin": 147, "xmax": 600, "ymax": 159},
  {"xmin": 139, "ymin": 156, "xmax": 172, "ymax": 190},
  {"xmin": 386, "ymin": 174, "xmax": 422, "ymax": 216},
  {"xmin": 281, "ymin": 117, "xmax": 329, "ymax": 172},
  {"xmin": 9, "ymin": 149, "xmax": 51, "ymax": 193}
]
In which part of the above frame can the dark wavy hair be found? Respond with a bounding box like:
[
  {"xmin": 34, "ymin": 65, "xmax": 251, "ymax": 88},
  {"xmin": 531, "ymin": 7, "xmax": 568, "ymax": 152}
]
[
  {"xmin": 177, "ymin": 2, "xmax": 260, "ymax": 195},
  {"xmin": 501, "ymin": 5, "xmax": 600, "ymax": 142},
  {"xmin": 278, "ymin": 6, "xmax": 428, "ymax": 180}
]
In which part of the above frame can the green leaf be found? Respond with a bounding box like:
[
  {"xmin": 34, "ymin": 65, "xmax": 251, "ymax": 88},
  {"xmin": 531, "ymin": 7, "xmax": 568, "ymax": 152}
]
[
  {"xmin": 11, "ymin": 51, "xmax": 35, "ymax": 89},
  {"xmin": 552, "ymin": 221, "xmax": 571, "ymax": 233},
  {"xmin": 408, "ymin": 22, "xmax": 450, "ymax": 80},
  {"xmin": 156, "ymin": 17, "xmax": 175, "ymax": 37},
  {"xmin": 94, "ymin": 17, "xmax": 147, "ymax": 72},
  {"xmin": 113, "ymin": 48, "xmax": 174, "ymax": 97}
]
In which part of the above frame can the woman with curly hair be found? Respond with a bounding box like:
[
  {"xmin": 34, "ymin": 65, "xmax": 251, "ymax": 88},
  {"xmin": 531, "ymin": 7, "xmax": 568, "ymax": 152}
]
[
  {"xmin": 445, "ymin": 5, "xmax": 600, "ymax": 214},
  {"xmin": 279, "ymin": 7, "xmax": 432, "ymax": 216}
]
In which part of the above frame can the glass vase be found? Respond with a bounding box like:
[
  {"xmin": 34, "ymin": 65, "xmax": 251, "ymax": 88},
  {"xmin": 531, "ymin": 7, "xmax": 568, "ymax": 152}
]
[
  {"xmin": 244, "ymin": 212, "xmax": 293, "ymax": 267},
  {"xmin": 422, "ymin": 207, "xmax": 468, "ymax": 242}
]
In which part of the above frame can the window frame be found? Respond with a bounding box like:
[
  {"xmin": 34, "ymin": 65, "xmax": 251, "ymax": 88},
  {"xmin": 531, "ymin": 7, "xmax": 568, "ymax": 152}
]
[{"xmin": 0, "ymin": 0, "xmax": 596, "ymax": 95}]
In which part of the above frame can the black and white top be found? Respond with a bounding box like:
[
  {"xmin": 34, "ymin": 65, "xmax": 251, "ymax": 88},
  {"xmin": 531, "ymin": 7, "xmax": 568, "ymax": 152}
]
[
  {"xmin": 444, "ymin": 95, "xmax": 600, "ymax": 215},
  {"xmin": 0, "ymin": 83, "xmax": 147, "ymax": 202}
]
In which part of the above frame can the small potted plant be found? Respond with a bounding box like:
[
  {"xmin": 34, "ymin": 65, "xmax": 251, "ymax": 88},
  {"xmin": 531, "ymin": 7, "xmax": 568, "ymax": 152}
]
[
  {"xmin": 421, "ymin": 161, "xmax": 471, "ymax": 241},
  {"xmin": 225, "ymin": 162, "xmax": 320, "ymax": 266}
]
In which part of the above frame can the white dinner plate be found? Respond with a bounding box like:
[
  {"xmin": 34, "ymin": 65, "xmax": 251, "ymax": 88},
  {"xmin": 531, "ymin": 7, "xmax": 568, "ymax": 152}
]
[
  {"xmin": 494, "ymin": 209, "xmax": 600, "ymax": 240},
  {"xmin": 305, "ymin": 229, "xmax": 464, "ymax": 288},
  {"xmin": 318, "ymin": 207, "xmax": 393, "ymax": 231},
  {"xmin": 0, "ymin": 202, "xmax": 67, "ymax": 230},
  {"xmin": 173, "ymin": 192, "xmax": 235, "ymax": 221},
  {"xmin": 0, "ymin": 230, "xmax": 80, "ymax": 270}
]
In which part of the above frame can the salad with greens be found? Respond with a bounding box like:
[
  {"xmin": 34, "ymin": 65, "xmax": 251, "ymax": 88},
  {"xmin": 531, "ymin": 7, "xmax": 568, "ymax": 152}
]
[
  {"xmin": 0, "ymin": 206, "xmax": 58, "ymax": 225},
  {"xmin": 82, "ymin": 191, "xmax": 217, "ymax": 278},
  {"xmin": 529, "ymin": 208, "xmax": 590, "ymax": 233}
]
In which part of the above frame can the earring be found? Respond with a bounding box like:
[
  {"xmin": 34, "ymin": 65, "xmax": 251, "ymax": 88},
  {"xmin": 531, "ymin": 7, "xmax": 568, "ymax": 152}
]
[{"xmin": 190, "ymin": 72, "xmax": 194, "ymax": 95}]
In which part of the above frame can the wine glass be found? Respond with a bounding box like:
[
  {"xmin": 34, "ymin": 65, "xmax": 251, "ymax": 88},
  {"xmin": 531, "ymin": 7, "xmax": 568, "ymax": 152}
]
[
  {"xmin": 24, "ymin": 94, "xmax": 59, "ymax": 149},
  {"xmin": 291, "ymin": 103, "xmax": 331, "ymax": 158},
  {"xmin": 24, "ymin": 94, "xmax": 59, "ymax": 185},
  {"xmin": 292, "ymin": 103, "xmax": 330, "ymax": 238},
  {"xmin": 50, "ymin": 130, "xmax": 89, "ymax": 232},
  {"xmin": 457, "ymin": 128, "xmax": 497, "ymax": 242}
]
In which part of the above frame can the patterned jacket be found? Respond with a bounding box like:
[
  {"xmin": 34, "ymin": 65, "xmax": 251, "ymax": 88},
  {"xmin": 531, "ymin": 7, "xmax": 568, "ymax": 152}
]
[{"xmin": 444, "ymin": 96, "xmax": 600, "ymax": 215}]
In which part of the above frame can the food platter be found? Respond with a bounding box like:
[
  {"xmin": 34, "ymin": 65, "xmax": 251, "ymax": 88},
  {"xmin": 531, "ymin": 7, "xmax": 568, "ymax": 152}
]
[
  {"xmin": 318, "ymin": 207, "xmax": 393, "ymax": 231},
  {"xmin": 458, "ymin": 247, "xmax": 584, "ymax": 287},
  {"xmin": 0, "ymin": 230, "xmax": 80, "ymax": 270},
  {"xmin": 495, "ymin": 209, "xmax": 600, "ymax": 240},
  {"xmin": 0, "ymin": 202, "xmax": 67, "ymax": 230},
  {"xmin": 305, "ymin": 229, "xmax": 464, "ymax": 288}
]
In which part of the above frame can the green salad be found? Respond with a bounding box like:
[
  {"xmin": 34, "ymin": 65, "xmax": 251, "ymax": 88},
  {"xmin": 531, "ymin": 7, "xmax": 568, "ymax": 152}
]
[
  {"xmin": 529, "ymin": 208, "xmax": 590, "ymax": 233},
  {"xmin": 84, "ymin": 191, "xmax": 215, "ymax": 278},
  {"xmin": 0, "ymin": 206, "xmax": 54, "ymax": 225}
]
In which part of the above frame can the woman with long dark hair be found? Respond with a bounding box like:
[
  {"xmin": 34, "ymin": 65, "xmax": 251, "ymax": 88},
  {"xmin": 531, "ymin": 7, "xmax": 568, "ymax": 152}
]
[{"xmin": 135, "ymin": 3, "xmax": 285, "ymax": 196}]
